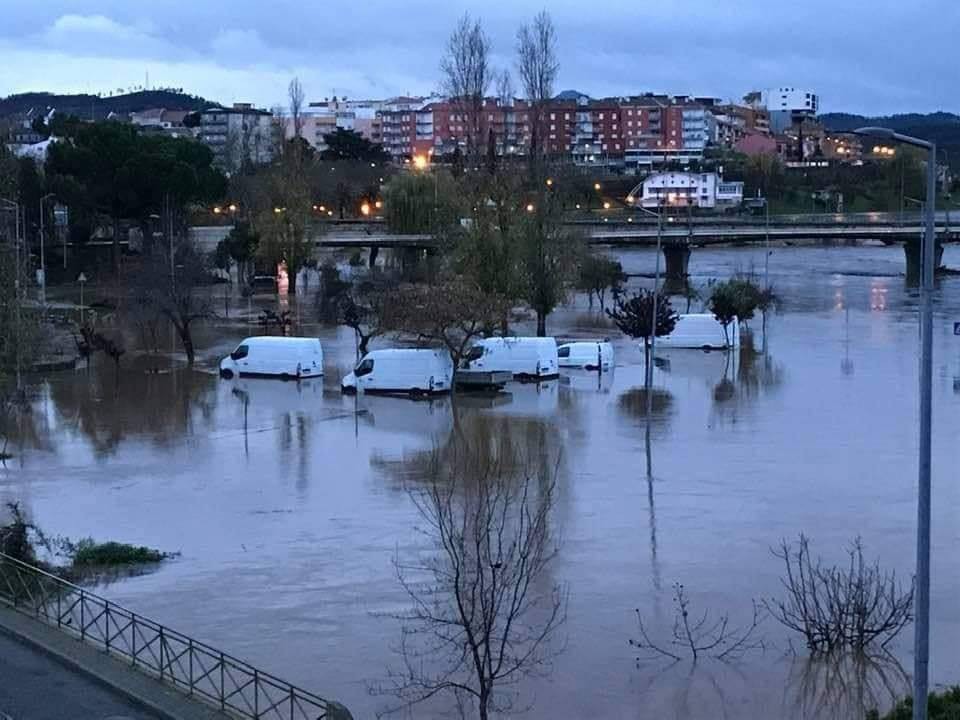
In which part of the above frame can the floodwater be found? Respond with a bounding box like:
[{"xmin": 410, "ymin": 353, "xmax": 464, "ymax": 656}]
[{"xmin": 4, "ymin": 244, "xmax": 960, "ymax": 719}]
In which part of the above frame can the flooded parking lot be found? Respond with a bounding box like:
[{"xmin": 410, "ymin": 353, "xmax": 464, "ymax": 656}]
[{"xmin": 4, "ymin": 244, "xmax": 960, "ymax": 718}]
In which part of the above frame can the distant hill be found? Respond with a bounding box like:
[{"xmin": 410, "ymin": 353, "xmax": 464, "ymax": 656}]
[
  {"xmin": 0, "ymin": 90, "xmax": 216, "ymax": 121},
  {"xmin": 821, "ymin": 112, "xmax": 960, "ymax": 169}
]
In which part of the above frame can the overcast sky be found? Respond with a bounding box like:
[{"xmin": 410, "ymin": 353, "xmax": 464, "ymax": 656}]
[{"xmin": 0, "ymin": 1, "xmax": 956, "ymax": 115}]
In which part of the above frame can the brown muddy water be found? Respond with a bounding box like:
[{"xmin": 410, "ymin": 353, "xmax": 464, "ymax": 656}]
[{"xmin": 4, "ymin": 245, "xmax": 960, "ymax": 719}]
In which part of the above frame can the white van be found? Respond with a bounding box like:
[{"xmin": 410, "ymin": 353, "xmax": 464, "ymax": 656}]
[
  {"xmin": 460, "ymin": 337, "xmax": 559, "ymax": 380},
  {"xmin": 341, "ymin": 348, "xmax": 453, "ymax": 396},
  {"xmin": 656, "ymin": 314, "xmax": 740, "ymax": 350},
  {"xmin": 557, "ymin": 341, "xmax": 614, "ymax": 370},
  {"xmin": 219, "ymin": 337, "xmax": 323, "ymax": 379}
]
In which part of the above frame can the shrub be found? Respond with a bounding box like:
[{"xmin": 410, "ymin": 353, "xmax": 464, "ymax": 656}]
[
  {"xmin": 69, "ymin": 539, "xmax": 167, "ymax": 567},
  {"xmin": 868, "ymin": 686, "xmax": 960, "ymax": 720}
]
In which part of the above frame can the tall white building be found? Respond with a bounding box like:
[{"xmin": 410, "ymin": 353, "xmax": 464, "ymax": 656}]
[{"xmin": 761, "ymin": 87, "xmax": 819, "ymax": 133}]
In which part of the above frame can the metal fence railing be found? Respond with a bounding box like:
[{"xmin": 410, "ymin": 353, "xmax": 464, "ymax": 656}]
[{"xmin": 0, "ymin": 552, "xmax": 342, "ymax": 720}]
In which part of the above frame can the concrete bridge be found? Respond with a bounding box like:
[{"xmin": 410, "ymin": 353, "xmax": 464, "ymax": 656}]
[{"xmin": 189, "ymin": 212, "xmax": 955, "ymax": 284}]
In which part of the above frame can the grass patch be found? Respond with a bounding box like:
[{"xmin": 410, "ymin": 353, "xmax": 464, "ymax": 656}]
[{"xmin": 868, "ymin": 687, "xmax": 960, "ymax": 719}]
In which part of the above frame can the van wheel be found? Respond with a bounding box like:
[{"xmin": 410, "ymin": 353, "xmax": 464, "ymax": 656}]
[
  {"xmin": 700, "ymin": 345, "xmax": 713, "ymax": 352},
  {"xmin": 409, "ymin": 388, "xmax": 424, "ymax": 398},
  {"xmin": 280, "ymin": 373, "xmax": 293, "ymax": 381},
  {"xmin": 220, "ymin": 368, "xmax": 234, "ymax": 379}
]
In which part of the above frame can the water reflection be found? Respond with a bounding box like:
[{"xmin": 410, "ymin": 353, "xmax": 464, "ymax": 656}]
[
  {"xmin": 710, "ymin": 344, "xmax": 785, "ymax": 426},
  {"xmin": 782, "ymin": 651, "xmax": 909, "ymax": 720},
  {"xmin": 47, "ymin": 361, "xmax": 217, "ymax": 458}
]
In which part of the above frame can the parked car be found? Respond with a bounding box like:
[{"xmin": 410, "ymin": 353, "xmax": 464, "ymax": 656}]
[
  {"xmin": 557, "ymin": 340, "xmax": 614, "ymax": 370},
  {"xmin": 460, "ymin": 337, "xmax": 559, "ymax": 380},
  {"xmin": 656, "ymin": 313, "xmax": 740, "ymax": 350},
  {"xmin": 341, "ymin": 348, "xmax": 453, "ymax": 396},
  {"xmin": 219, "ymin": 337, "xmax": 324, "ymax": 379}
]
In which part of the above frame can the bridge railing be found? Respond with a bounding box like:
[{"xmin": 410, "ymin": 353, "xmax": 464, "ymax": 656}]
[{"xmin": 0, "ymin": 552, "xmax": 339, "ymax": 720}]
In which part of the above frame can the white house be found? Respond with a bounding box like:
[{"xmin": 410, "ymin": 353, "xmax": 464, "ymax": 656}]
[{"xmin": 637, "ymin": 172, "xmax": 744, "ymax": 210}]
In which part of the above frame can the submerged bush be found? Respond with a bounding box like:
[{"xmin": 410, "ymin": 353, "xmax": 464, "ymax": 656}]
[
  {"xmin": 868, "ymin": 686, "xmax": 960, "ymax": 720},
  {"xmin": 68, "ymin": 539, "xmax": 168, "ymax": 567}
]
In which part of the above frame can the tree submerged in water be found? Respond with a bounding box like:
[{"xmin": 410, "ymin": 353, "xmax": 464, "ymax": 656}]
[{"xmin": 376, "ymin": 443, "xmax": 566, "ymax": 720}]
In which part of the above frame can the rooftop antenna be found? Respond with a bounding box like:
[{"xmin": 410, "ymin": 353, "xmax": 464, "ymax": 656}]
[{"xmin": 146, "ymin": 70, "xmax": 150, "ymax": 90}]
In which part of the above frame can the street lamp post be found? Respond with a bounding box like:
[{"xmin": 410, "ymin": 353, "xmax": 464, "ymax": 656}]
[
  {"xmin": 2, "ymin": 198, "xmax": 23, "ymax": 391},
  {"xmin": 855, "ymin": 126, "xmax": 936, "ymax": 720},
  {"xmin": 39, "ymin": 193, "xmax": 55, "ymax": 306}
]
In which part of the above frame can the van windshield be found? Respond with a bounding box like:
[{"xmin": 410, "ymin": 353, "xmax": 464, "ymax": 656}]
[
  {"xmin": 464, "ymin": 346, "xmax": 484, "ymax": 362},
  {"xmin": 231, "ymin": 344, "xmax": 249, "ymax": 361},
  {"xmin": 558, "ymin": 346, "xmax": 571, "ymax": 358},
  {"xmin": 355, "ymin": 358, "xmax": 375, "ymax": 376}
]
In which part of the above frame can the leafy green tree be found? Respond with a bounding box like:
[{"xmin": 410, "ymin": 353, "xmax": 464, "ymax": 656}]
[
  {"xmin": 46, "ymin": 121, "xmax": 226, "ymax": 273},
  {"xmin": 513, "ymin": 193, "xmax": 584, "ymax": 336},
  {"xmin": 319, "ymin": 128, "xmax": 390, "ymax": 163},
  {"xmin": 383, "ymin": 170, "xmax": 461, "ymax": 236},
  {"xmin": 215, "ymin": 221, "xmax": 260, "ymax": 283},
  {"xmin": 607, "ymin": 289, "xmax": 678, "ymax": 374},
  {"xmin": 577, "ymin": 253, "xmax": 626, "ymax": 312}
]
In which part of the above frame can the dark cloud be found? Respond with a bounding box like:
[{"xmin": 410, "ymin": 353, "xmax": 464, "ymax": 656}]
[{"xmin": 0, "ymin": 1, "xmax": 956, "ymax": 114}]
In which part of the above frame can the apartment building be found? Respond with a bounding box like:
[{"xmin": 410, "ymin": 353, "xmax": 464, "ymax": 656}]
[
  {"xmin": 199, "ymin": 103, "xmax": 274, "ymax": 169},
  {"xmin": 762, "ymin": 87, "xmax": 819, "ymax": 133}
]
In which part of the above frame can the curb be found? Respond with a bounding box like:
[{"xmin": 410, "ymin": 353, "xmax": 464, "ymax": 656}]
[{"xmin": 0, "ymin": 608, "xmax": 221, "ymax": 720}]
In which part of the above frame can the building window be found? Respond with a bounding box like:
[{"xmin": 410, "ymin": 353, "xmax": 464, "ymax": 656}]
[
  {"xmin": 602, "ymin": 144, "xmax": 608, "ymax": 151},
  {"xmin": 550, "ymin": 113, "xmax": 556, "ymax": 120},
  {"xmin": 627, "ymin": 120, "xmax": 633, "ymax": 127},
  {"xmin": 615, "ymin": 143, "xmax": 620, "ymax": 150},
  {"xmin": 627, "ymin": 109, "xmax": 633, "ymax": 116},
  {"xmin": 550, "ymin": 124, "xmax": 555, "ymax": 131},
  {"xmin": 564, "ymin": 113, "xmax": 570, "ymax": 120}
]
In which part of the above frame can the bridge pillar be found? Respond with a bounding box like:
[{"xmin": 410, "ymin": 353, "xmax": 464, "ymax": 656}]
[
  {"xmin": 662, "ymin": 244, "xmax": 691, "ymax": 292},
  {"xmin": 903, "ymin": 238, "xmax": 944, "ymax": 285},
  {"xmin": 368, "ymin": 245, "xmax": 380, "ymax": 268}
]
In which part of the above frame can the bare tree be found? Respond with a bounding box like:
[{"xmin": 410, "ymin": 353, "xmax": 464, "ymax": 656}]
[
  {"xmin": 378, "ymin": 443, "xmax": 566, "ymax": 720},
  {"xmin": 389, "ymin": 278, "xmax": 511, "ymax": 367},
  {"xmin": 630, "ymin": 583, "xmax": 764, "ymax": 663},
  {"xmin": 129, "ymin": 242, "xmax": 214, "ymax": 366},
  {"xmin": 496, "ymin": 69, "xmax": 514, "ymax": 108},
  {"xmin": 440, "ymin": 13, "xmax": 492, "ymax": 160},
  {"xmin": 516, "ymin": 11, "xmax": 559, "ymax": 162},
  {"xmin": 288, "ymin": 77, "xmax": 306, "ymax": 142},
  {"xmin": 766, "ymin": 535, "xmax": 914, "ymax": 654}
]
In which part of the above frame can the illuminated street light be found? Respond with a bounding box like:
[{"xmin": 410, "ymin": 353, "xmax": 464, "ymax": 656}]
[
  {"xmin": 854, "ymin": 124, "xmax": 937, "ymax": 720},
  {"xmin": 603, "ymin": 201, "xmax": 611, "ymax": 210},
  {"xmin": 593, "ymin": 182, "xmax": 601, "ymax": 191},
  {"xmin": 413, "ymin": 154, "xmax": 428, "ymax": 170},
  {"xmin": 360, "ymin": 202, "xmax": 371, "ymax": 216},
  {"xmin": 375, "ymin": 200, "xmax": 383, "ymax": 209},
  {"xmin": 274, "ymin": 207, "xmax": 284, "ymax": 214},
  {"xmin": 327, "ymin": 210, "xmax": 334, "ymax": 217},
  {"xmin": 213, "ymin": 206, "xmax": 222, "ymax": 214},
  {"xmin": 575, "ymin": 203, "xmax": 581, "ymax": 210},
  {"xmin": 546, "ymin": 178, "xmax": 553, "ymax": 187},
  {"xmin": 525, "ymin": 203, "xmax": 535, "ymax": 213}
]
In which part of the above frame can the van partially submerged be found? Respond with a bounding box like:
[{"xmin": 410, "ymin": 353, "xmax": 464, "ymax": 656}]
[
  {"xmin": 656, "ymin": 314, "xmax": 740, "ymax": 350},
  {"xmin": 460, "ymin": 337, "xmax": 559, "ymax": 380},
  {"xmin": 219, "ymin": 337, "xmax": 324, "ymax": 379},
  {"xmin": 557, "ymin": 341, "xmax": 614, "ymax": 370},
  {"xmin": 341, "ymin": 348, "xmax": 453, "ymax": 396}
]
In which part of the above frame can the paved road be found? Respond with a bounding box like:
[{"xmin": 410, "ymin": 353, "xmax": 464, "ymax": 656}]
[{"xmin": 0, "ymin": 632, "xmax": 158, "ymax": 720}]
